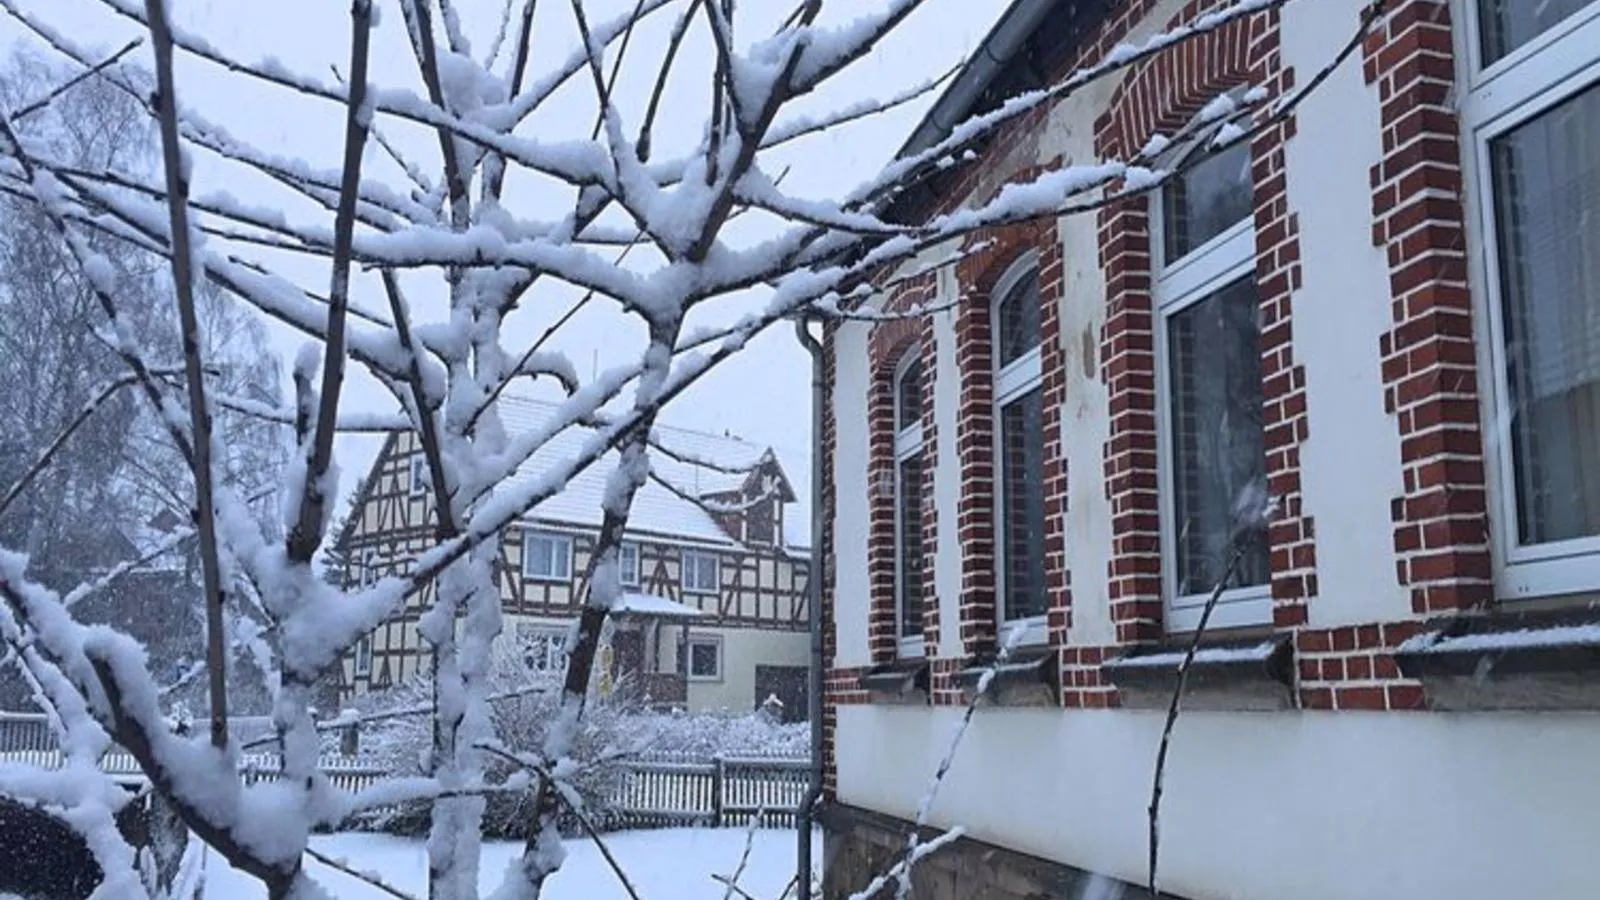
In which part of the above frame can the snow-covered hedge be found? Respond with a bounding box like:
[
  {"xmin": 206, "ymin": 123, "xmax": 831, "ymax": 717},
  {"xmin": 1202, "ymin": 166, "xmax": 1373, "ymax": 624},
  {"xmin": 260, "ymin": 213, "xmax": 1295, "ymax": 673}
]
[{"xmin": 338, "ymin": 647, "xmax": 805, "ymax": 837}]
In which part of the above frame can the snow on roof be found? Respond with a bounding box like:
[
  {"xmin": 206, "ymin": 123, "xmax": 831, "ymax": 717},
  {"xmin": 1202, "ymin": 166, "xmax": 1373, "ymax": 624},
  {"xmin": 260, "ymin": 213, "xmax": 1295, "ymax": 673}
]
[
  {"xmin": 495, "ymin": 393, "xmax": 782, "ymax": 546},
  {"xmin": 610, "ymin": 592, "xmax": 705, "ymax": 619}
]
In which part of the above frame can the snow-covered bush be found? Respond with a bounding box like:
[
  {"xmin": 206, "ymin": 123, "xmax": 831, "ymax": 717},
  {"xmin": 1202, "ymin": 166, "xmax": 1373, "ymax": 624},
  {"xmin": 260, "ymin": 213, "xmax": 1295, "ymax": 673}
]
[{"xmin": 341, "ymin": 646, "xmax": 805, "ymax": 837}]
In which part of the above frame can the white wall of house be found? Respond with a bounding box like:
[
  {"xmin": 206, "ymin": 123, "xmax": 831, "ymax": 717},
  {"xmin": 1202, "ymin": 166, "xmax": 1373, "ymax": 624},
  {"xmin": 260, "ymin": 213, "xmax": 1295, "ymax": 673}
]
[
  {"xmin": 1278, "ymin": 0, "xmax": 1412, "ymax": 627},
  {"xmin": 683, "ymin": 626, "xmax": 808, "ymax": 713},
  {"xmin": 832, "ymin": 319, "xmax": 874, "ymax": 668},
  {"xmin": 836, "ymin": 704, "xmax": 1600, "ymax": 900}
]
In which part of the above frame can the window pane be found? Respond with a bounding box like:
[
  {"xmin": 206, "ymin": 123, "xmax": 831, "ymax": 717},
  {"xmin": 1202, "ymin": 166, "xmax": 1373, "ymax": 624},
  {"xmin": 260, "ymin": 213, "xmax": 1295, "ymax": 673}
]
[
  {"xmin": 1162, "ymin": 141, "xmax": 1253, "ymax": 264},
  {"xmin": 1000, "ymin": 387, "xmax": 1047, "ymax": 620},
  {"xmin": 1491, "ymin": 82, "xmax": 1600, "ymax": 545},
  {"xmin": 996, "ymin": 270, "xmax": 1042, "ymax": 368},
  {"xmin": 690, "ymin": 641, "xmax": 718, "ymax": 677},
  {"xmin": 896, "ymin": 356, "xmax": 923, "ymax": 432},
  {"xmin": 620, "ymin": 544, "xmax": 639, "ymax": 585},
  {"xmin": 1167, "ymin": 277, "xmax": 1270, "ymax": 596},
  {"xmin": 1479, "ymin": 0, "xmax": 1594, "ymax": 62},
  {"xmin": 897, "ymin": 454, "xmax": 925, "ymax": 638}
]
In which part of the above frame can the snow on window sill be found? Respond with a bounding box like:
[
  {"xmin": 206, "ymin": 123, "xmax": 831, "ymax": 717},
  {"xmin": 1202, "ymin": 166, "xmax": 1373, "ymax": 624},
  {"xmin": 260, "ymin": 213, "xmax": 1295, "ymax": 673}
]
[
  {"xmin": 1104, "ymin": 635, "xmax": 1294, "ymax": 712},
  {"xmin": 1396, "ymin": 611, "xmax": 1600, "ymax": 712}
]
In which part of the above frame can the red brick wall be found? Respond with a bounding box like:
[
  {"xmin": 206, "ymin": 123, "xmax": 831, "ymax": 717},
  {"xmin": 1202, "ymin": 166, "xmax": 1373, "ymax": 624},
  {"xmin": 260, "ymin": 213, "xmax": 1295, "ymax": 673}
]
[{"xmin": 1363, "ymin": 0, "xmax": 1493, "ymax": 617}]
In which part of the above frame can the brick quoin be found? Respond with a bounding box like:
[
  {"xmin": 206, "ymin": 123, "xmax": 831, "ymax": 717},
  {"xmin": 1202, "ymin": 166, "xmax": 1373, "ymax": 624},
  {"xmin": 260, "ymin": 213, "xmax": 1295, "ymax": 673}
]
[{"xmin": 1363, "ymin": 0, "xmax": 1492, "ymax": 616}]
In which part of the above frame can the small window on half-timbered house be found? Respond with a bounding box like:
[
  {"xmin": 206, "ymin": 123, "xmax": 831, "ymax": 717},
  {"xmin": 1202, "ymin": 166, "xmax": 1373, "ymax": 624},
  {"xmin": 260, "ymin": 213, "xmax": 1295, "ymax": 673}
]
[
  {"xmin": 410, "ymin": 456, "xmax": 428, "ymax": 495},
  {"xmin": 687, "ymin": 634, "xmax": 722, "ymax": 680},
  {"xmin": 522, "ymin": 531, "xmax": 573, "ymax": 582},
  {"xmin": 681, "ymin": 550, "xmax": 720, "ymax": 594},
  {"xmin": 992, "ymin": 258, "xmax": 1047, "ymax": 643},
  {"xmin": 1153, "ymin": 129, "xmax": 1270, "ymax": 631},
  {"xmin": 619, "ymin": 542, "xmax": 641, "ymax": 588},
  {"xmin": 354, "ymin": 634, "xmax": 372, "ymax": 677},
  {"xmin": 893, "ymin": 349, "xmax": 926, "ymax": 656},
  {"xmin": 517, "ymin": 622, "xmax": 568, "ymax": 675}
]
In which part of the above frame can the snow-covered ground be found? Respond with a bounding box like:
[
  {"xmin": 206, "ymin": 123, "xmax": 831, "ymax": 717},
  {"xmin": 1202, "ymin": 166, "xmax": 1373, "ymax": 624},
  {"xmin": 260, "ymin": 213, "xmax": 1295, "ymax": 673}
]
[{"xmin": 201, "ymin": 828, "xmax": 818, "ymax": 899}]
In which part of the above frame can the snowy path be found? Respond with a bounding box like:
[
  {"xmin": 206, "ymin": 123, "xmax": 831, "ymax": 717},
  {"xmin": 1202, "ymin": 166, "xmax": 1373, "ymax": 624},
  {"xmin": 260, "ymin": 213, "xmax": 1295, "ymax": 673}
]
[{"xmin": 201, "ymin": 828, "xmax": 818, "ymax": 899}]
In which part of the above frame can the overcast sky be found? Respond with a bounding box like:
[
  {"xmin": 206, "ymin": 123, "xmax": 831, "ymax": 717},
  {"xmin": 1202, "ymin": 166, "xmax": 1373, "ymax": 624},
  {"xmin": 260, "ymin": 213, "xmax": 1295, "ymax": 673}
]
[{"xmin": 0, "ymin": 0, "xmax": 1010, "ymax": 525}]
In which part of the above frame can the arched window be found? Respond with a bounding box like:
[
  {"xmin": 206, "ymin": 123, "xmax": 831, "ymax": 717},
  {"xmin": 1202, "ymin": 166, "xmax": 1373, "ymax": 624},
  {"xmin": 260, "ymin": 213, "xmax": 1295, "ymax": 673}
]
[
  {"xmin": 992, "ymin": 255, "xmax": 1047, "ymax": 639},
  {"xmin": 893, "ymin": 348, "xmax": 926, "ymax": 656},
  {"xmin": 1153, "ymin": 125, "xmax": 1270, "ymax": 631}
]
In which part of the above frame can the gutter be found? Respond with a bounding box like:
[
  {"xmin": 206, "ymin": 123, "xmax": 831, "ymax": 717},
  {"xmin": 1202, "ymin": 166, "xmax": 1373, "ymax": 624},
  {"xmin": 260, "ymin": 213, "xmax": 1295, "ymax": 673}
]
[
  {"xmin": 892, "ymin": 0, "xmax": 1062, "ymax": 161},
  {"xmin": 793, "ymin": 318, "xmax": 825, "ymax": 900}
]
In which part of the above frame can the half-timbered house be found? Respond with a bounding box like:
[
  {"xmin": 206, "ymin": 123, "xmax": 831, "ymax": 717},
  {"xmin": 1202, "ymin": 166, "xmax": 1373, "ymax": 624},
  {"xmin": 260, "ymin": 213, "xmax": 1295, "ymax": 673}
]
[{"xmin": 334, "ymin": 393, "xmax": 811, "ymax": 717}]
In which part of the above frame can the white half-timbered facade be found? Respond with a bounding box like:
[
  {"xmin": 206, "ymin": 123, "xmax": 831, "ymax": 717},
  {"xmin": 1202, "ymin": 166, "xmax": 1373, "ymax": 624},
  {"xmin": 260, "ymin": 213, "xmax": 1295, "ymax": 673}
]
[{"xmin": 335, "ymin": 394, "xmax": 811, "ymax": 717}]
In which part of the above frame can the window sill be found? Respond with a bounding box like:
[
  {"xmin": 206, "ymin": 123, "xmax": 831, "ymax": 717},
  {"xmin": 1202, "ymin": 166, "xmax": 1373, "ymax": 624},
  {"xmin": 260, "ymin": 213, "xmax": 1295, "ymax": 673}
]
[
  {"xmin": 857, "ymin": 659, "xmax": 930, "ymax": 705},
  {"xmin": 523, "ymin": 574, "xmax": 572, "ymax": 584},
  {"xmin": 1103, "ymin": 635, "xmax": 1294, "ymax": 711},
  {"xmin": 954, "ymin": 647, "xmax": 1058, "ymax": 707},
  {"xmin": 1395, "ymin": 609, "xmax": 1600, "ymax": 711}
]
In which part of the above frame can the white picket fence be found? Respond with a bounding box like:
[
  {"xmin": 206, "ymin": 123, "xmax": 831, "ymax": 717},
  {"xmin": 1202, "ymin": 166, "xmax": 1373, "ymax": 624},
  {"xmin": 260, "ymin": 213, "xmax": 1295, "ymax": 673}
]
[{"xmin": 0, "ymin": 712, "xmax": 811, "ymax": 828}]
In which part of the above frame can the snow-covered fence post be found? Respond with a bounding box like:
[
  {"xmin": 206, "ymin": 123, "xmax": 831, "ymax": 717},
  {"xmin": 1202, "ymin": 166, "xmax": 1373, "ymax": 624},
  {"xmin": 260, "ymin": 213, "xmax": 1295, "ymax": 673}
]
[{"xmin": 712, "ymin": 754, "xmax": 727, "ymax": 828}]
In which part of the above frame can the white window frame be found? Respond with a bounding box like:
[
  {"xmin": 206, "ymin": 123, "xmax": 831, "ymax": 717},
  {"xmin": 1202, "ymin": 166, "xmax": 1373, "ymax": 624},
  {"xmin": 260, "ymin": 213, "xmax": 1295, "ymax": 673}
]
[
  {"xmin": 686, "ymin": 633, "xmax": 723, "ymax": 681},
  {"xmin": 521, "ymin": 530, "xmax": 574, "ymax": 583},
  {"xmin": 681, "ymin": 549, "xmax": 720, "ymax": 595},
  {"xmin": 1457, "ymin": 0, "xmax": 1600, "ymax": 598},
  {"xmin": 1151, "ymin": 138, "xmax": 1271, "ymax": 633},
  {"xmin": 354, "ymin": 634, "xmax": 372, "ymax": 677},
  {"xmin": 410, "ymin": 455, "xmax": 428, "ymax": 495},
  {"xmin": 893, "ymin": 349, "xmax": 927, "ymax": 658},
  {"xmin": 619, "ymin": 542, "xmax": 641, "ymax": 588},
  {"xmin": 991, "ymin": 253, "xmax": 1050, "ymax": 647}
]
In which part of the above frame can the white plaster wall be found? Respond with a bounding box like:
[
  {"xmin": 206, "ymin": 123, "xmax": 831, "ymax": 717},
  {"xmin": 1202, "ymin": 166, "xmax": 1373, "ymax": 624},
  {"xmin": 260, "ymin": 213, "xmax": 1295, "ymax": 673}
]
[
  {"xmin": 832, "ymin": 319, "xmax": 873, "ymax": 667},
  {"xmin": 933, "ymin": 266, "xmax": 964, "ymax": 656},
  {"xmin": 837, "ymin": 706, "xmax": 1600, "ymax": 900},
  {"xmin": 686, "ymin": 627, "xmax": 808, "ymax": 713},
  {"xmin": 1035, "ymin": 66, "xmax": 1125, "ymax": 646},
  {"xmin": 1282, "ymin": 0, "xmax": 1411, "ymax": 627}
]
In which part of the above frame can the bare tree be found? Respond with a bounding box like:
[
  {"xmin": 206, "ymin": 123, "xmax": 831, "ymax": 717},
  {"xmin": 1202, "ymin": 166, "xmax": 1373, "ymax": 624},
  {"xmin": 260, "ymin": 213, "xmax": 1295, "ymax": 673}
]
[{"xmin": 0, "ymin": 0, "xmax": 1378, "ymax": 897}]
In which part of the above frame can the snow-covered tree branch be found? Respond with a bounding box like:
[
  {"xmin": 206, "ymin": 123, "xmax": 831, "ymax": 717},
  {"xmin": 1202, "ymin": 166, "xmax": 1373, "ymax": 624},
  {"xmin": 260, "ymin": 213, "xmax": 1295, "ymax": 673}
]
[{"xmin": 0, "ymin": 0, "xmax": 1378, "ymax": 896}]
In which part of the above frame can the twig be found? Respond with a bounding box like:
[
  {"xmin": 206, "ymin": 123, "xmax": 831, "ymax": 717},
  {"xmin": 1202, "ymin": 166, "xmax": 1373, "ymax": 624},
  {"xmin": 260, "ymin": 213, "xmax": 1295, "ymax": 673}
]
[
  {"xmin": 477, "ymin": 744, "xmax": 645, "ymax": 900},
  {"xmin": 0, "ymin": 370, "xmax": 174, "ymax": 519},
  {"xmin": 1147, "ymin": 545, "xmax": 1247, "ymax": 897},
  {"xmin": 304, "ymin": 846, "xmax": 419, "ymax": 900},
  {"xmin": 13, "ymin": 38, "xmax": 142, "ymax": 119},
  {"xmin": 720, "ymin": 803, "xmax": 765, "ymax": 900},
  {"xmin": 145, "ymin": 0, "xmax": 231, "ymax": 750}
]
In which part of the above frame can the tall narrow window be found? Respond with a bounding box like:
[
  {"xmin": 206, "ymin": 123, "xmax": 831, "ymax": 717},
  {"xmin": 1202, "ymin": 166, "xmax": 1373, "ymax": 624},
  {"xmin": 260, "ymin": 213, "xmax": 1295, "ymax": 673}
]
[
  {"xmin": 893, "ymin": 350, "xmax": 926, "ymax": 656},
  {"xmin": 993, "ymin": 260, "xmax": 1047, "ymax": 635},
  {"xmin": 1155, "ymin": 132, "xmax": 1269, "ymax": 631},
  {"xmin": 1467, "ymin": 2, "xmax": 1600, "ymax": 597},
  {"xmin": 618, "ymin": 542, "xmax": 641, "ymax": 587},
  {"xmin": 354, "ymin": 634, "xmax": 372, "ymax": 677}
]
